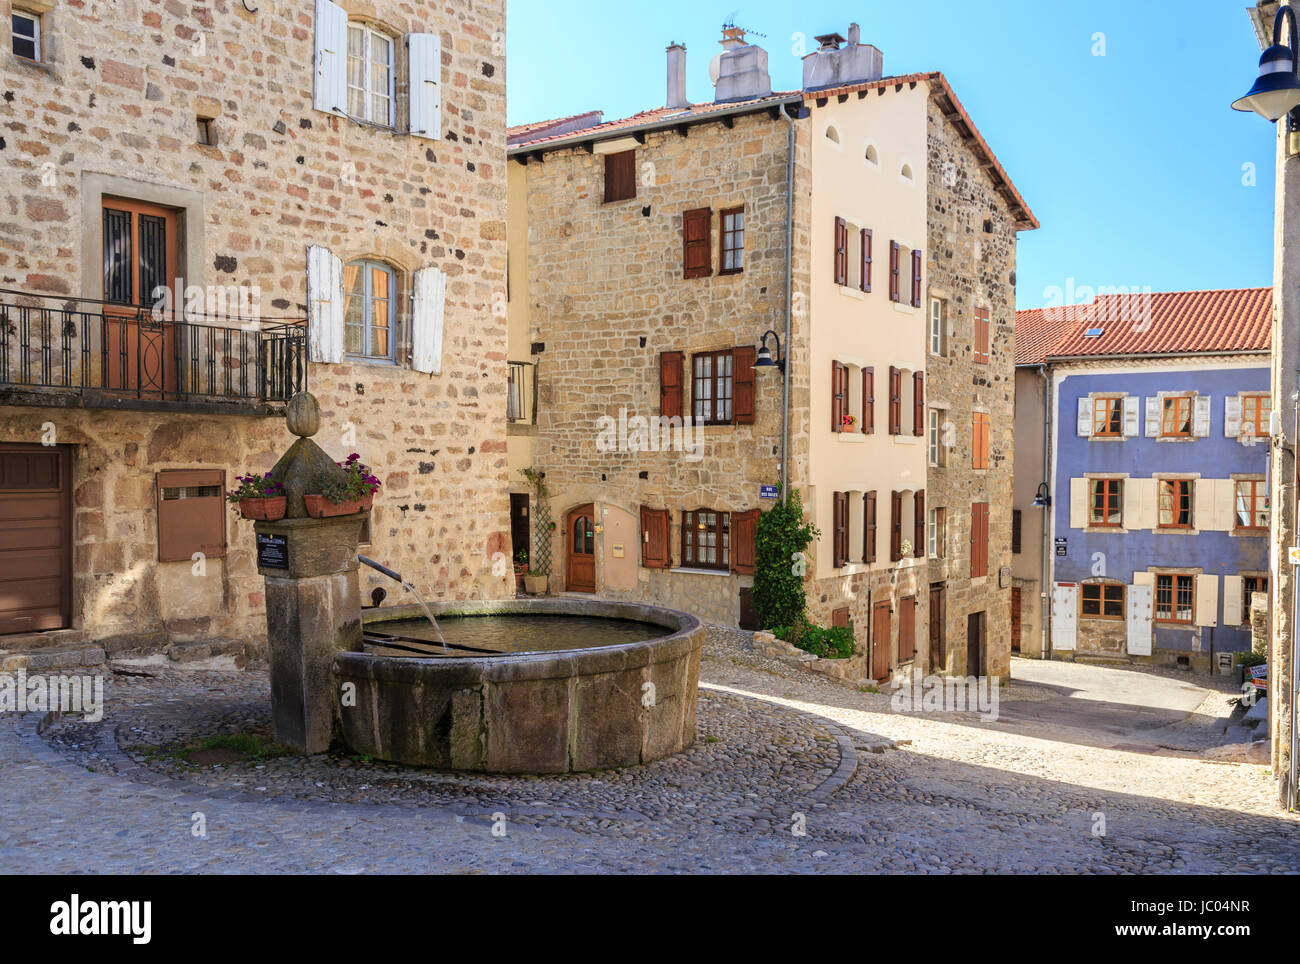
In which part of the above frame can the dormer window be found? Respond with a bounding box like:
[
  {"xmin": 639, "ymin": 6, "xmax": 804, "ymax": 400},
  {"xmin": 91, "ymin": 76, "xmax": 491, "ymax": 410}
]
[{"xmin": 347, "ymin": 23, "xmax": 394, "ymax": 126}]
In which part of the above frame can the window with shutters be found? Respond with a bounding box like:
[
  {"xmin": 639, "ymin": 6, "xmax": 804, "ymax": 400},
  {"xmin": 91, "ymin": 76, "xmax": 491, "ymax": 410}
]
[
  {"xmin": 1234, "ymin": 478, "xmax": 1268, "ymax": 532},
  {"xmin": 347, "ymin": 23, "xmax": 395, "ymax": 126},
  {"xmin": 1157, "ymin": 479, "xmax": 1194, "ymax": 529},
  {"xmin": 970, "ymin": 502, "xmax": 989, "ymax": 578},
  {"xmin": 928, "ymin": 506, "xmax": 946, "ymax": 558},
  {"xmin": 1242, "ymin": 574, "xmax": 1268, "ymax": 623},
  {"xmin": 1093, "ymin": 397, "xmax": 1123, "ymax": 437},
  {"xmin": 1089, "ymin": 478, "xmax": 1123, "ymax": 527},
  {"xmin": 343, "ymin": 260, "xmax": 398, "ymax": 361},
  {"xmin": 1242, "ymin": 393, "xmax": 1270, "ymax": 437},
  {"xmin": 683, "ymin": 207, "xmax": 712, "ymax": 278},
  {"xmin": 888, "ymin": 366, "xmax": 902, "ymax": 435},
  {"xmin": 1154, "ymin": 572, "xmax": 1195, "ymax": 623},
  {"xmin": 888, "ymin": 241, "xmax": 901, "ymax": 302},
  {"xmin": 12, "ymin": 9, "xmax": 40, "ymax": 61},
  {"xmin": 928, "ymin": 409, "xmax": 948, "ymax": 466},
  {"xmin": 1080, "ymin": 582, "xmax": 1125, "ymax": 620},
  {"xmin": 929, "ymin": 297, "xmax": 945, "ymax": 355},
  {"xmin": 1011, "ymin": 509, "xmax": 1021, "ymax": 554},
  {"xmin": 692, "ymin": 350, "xmax": 733, "ymax": 425},
  {"xmin": 834, "ymin": 218, "xmax": 871, "ymax": 290},
  {"xmin": 972, "ymin": 412, "xmax": 990, "ymax": 469},
  {"xmin": 682, "ymin": 509, "xmax": 729, "ymax": 570},
  {"xmin": 719, "ymin": 207, "xmax": 744, "ymax": 274},
  {"xmin": 604, "ymin": 150, "xmax": 637, "ymax": 203},
  {"xmin": 1160, "ymin": 394, "xmax": 1194, "ymax": 437}
]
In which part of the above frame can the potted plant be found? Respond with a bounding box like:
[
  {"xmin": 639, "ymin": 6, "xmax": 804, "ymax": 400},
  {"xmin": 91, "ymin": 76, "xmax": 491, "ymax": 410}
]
[
  {"xmin": 841, "ymin": 413, "xmax": 856, "ymax": 429},
  {"xmin": 304, "ymin": 453, "xmax": 382, "ymax": 518},
  {"xmin": 524, "ymin": 567, "xmax": 548, "ymax": 595},
  {"xmin": 227, "ymin": 473, "xmax": 287, "ymax": 521}
]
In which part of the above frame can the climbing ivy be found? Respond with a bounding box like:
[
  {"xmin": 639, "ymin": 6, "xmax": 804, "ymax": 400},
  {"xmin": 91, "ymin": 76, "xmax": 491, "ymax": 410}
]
[{"xmin": 753, "ymin": 487, "xmax": 820, "ymax": 631}]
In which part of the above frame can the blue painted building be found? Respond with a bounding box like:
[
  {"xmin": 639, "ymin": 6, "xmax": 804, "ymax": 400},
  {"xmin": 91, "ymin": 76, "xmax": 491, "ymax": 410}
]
[{"xmin": 1016, "ymin": 288, "xmax": 1271, "ymax": 671}]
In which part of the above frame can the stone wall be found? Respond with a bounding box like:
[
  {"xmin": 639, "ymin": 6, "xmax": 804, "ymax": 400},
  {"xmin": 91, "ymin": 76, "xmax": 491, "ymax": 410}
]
[{"xmin": 0, "ymin": 0, "xmax": 510, "ymax": 649}]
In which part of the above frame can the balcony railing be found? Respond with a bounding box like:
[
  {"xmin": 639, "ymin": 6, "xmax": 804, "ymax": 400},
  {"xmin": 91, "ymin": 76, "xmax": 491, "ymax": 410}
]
[
  {"xmin": 507, "ymin": 359, "xmax": 536, "ymax": 424},
  {"xmin": 0, "ymin": 289, "xmax": 306, "ymax": 414}
]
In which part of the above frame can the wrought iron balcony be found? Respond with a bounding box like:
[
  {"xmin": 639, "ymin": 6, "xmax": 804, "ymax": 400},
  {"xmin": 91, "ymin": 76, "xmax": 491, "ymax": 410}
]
[{"xmin": 0, "ymin": 289, "xmax": 306, "ymax": 415}]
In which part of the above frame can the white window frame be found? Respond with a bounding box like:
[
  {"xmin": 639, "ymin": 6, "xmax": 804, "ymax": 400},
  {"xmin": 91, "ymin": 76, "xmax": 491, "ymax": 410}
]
[
  {"xmin": 929, "ymin": 296, "xmax": 945, "ymax": 355},
  {"xmin": 927, "ymin": 506, "xmax": 945, "ymax": 558},
  {"xmin": 344, "ymin": 260, "xmax": 397, "ymax": 363},
  {"xmin": 346, "ymin": 22, "xmax": 395, "ymax": 127},
  {"xmin": 928, "ymin": 408, "xmax": 947, "ymax": 466},
  {"xmin": 12, "ymin": 9, "xmax": 40, "ymax": 61}
]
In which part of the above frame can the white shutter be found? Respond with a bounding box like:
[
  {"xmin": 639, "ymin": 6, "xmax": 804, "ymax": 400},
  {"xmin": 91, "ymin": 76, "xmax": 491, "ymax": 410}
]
[
  {"xmin": 1193, "ymin": 394, "xmax": 1211, "ymax": 437},
  {"xmin": 1224, "ymin": 396, "xmax": 1242, "ymax": 439},
  {"xmin": 306, "ymin": 244, "xmax": 344, "ymax": 364},
  {"xmin": 1223, "ymin": 575, "xmax": 1244, "ymax": 628},
  {"xmin": 1134, "ymin": 478, "xmax": 1156, "ymax": 530},
  {"xmin": 407, "ymin": 33, "xmax": 442, "ymax": 140},
  {"xmin": 1051, "ymin": 583, "xmax": 1077, "ymax": 651},
  {"xmin": 1192, "ymin": 479, "xmax": 1213, "ymax": 531},
  {"xmin": 1144, "ymin": 396, "xmax": 1161, "ymax": 437},
  {"xmin": 1216, "ymin": 478, "xmax": 1239, "ymax": 531},
  {"xmin": 1122, "ymin": 396, "xmax": 1140, "ymax": 438},
  {"xmin": 313, "ymin": 0, "xmax": 348, "ymax": 117},
  {"xmin": 1076, "ymin": 397, "xmax": 1092, "ymax": 437},
  {"xmin": 1194, "ymin": 574, "xmax": 1218, "ymax": 627},
  {"xmin": 1069, "ymin": 477, "xmax": 1087, "ymax": 530},
  {"xmin": 1122, "ymin": 478, "xmax": 1141, "ymax": 530},
  {"xmin": 411, "ymin": 265, "xmax": 446, "ymax": 374},
  {"xmin": 1126, "ymin": 584, "xmax": 1153, "ymax": 656}
]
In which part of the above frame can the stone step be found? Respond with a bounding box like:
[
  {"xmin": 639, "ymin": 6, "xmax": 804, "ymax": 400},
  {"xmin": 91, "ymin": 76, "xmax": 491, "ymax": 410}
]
[
  {"xmin": 168, "ymin": 637, "xmax": 246, "ymax": 665},
  {"xmin": 0, "ymin": 645, "xmax": 106, "ymax": 672},
  {"xmin": 0, "ymin": 629, "xmax": 91, "ymax": 653}
]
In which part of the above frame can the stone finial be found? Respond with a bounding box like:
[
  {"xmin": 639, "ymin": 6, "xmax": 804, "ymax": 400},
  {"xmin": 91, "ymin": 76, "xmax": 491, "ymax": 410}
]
[
  {"xmin": 286, "ymin": 391, "xmax": 321, "ymax": 438},
  {"xmin": 269, "ymin": 391, "xmax": 348, "ymax": 518}
]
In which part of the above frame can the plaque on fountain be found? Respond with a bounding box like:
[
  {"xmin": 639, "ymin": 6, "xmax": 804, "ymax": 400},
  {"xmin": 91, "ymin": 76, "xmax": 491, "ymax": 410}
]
[{"xmin": 256, "ymin": 532, "xmax": 288, "ymax": 569}]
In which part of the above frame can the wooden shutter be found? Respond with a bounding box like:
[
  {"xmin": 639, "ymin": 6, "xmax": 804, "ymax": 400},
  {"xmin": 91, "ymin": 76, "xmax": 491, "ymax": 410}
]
[
  {"xmin": 407, "ymin": 32, "xmax": 442, "ymax": 140},
  {"xmin": 683, "ymin": 208, "xmax": 712, "ymax": 278},
  {"xmin": 913, "ymin": 371, "xmax": 924, "ymax": 436},
  {"xmin": 157, "ymin": 469, "xmax": 226, "ymax": 563},
  {"xmin": 313, "ymin": 0, "xmax": 348, "ymax": 116},
  {"xmin": 863, "ymin": 491, "xmax": 877, "ymax": 563},
  {"xmin": 971, "ymin": 502, "xmax": 989, "ymax": 578},
  {"xmin": 732, "ymin": 345, "xmax": 756, "ymax": 425},
  {"xmin": 861, "ymin": 367, "xmax": 875, "ymax": 435},
  {"xmin": 974, "ymin": 309, "xmax": 990, "ymax": 364},
  {"xmin": 888, "ymin": 366, "xmax": 901, "ymax": 435},
  {"xmin": 890, "ymin": 490, "xmax": 902, "ymax": 561},
  {"xmin": 605, "ymin": 150, "xmax": 637, "ymax": 203},
  {"xmin": 889, "ymin": 241, "xmax": 900, "ymax": 302},
  {"xmin": 834, "ymin": 217, "xmax": 848, "ymax": 285},
  {"xmin": 1012, "ymin": 508, "xmax": 1022, "ymax": 554},
  {"xmin": 973, "ymin": 413, "xmax": 989, "ymax": 469},
  {"xmin": 832, "ymin": 361, "xmax": 847, "ymax": 431},
  {"xmin": 898, "ymin": 597, "xmax": 915, "ymax": 662},
  {"xmin": 731, "ymin": 508, "xmax": 759, "ymax": 575},
  {"xmin": 411, "ymin": 265, "xmax": 446, "ymax": 374},
  {"xmin": 659, "ymin": 350, "xmax": 684, "ymax": 418},
  {"xmin": 831, "ymin": 606, "xmax": 850, "ymax": 629},
  {"xmin": 640, "ymin": 506, "xmax": 670, "ymax": 569},
  {"xmin": 860, "ymin": 228, "xmax": 872, "ymax": 292},
  {"xmin": 833, "ymin": 492, "xmax": 848, "ymax": 568},
  {"xmin": 306, "ymin": 244, "xmax": 344, "ymax": 363},
  {"xmin": 913, "ymin": 490, "xmax": 925, "ymax": 559},
  {"xmin": 911, "ymin": 248, "xmax": 923, "ymax": 307}
]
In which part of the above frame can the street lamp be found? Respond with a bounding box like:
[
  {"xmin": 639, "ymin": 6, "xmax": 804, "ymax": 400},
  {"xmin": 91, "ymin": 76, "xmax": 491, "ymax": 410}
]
[
  {"xmin": 1032, "ymin": 482, "xmax": 1051, "ymax": 508},
  {"xmin": 753, "ymin": 329, "xmax": 786, "ymax": 374},
  {"xmin": 1232, "ymin": 4, "xmax": 1300, "ymax": 125}
]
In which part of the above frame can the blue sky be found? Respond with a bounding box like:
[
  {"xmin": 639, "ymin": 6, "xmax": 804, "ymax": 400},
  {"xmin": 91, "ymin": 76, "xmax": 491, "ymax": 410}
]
[{"xmin": 507, "ymin": 0, "xmax": 1278, "ymax": 309}]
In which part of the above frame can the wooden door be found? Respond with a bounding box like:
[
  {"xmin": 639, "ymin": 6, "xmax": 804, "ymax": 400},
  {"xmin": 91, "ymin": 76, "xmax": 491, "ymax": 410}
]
[
  {"xmin": 1010, "ymin": 587, "xmax": 1022, "ymax": 653},
  {"xmin": 871, "ymin": 600, "xmax": 891, "ymax": 681},
  {"xmin": 0, "ymin": 445, "xmax": 71, "ymax": 634},
  {"xmin": 929, "ymin": 584, "xmax": 945, "ymax": 673},
  {"xmin": 102, "ymin": 198, "xmax": 180, "ymax": 397},
  {"xmin": 565, "ymin": 504, "xmax": 596, "ymax": 593},
  {"xmin": 967, "ymin": 611, "xmax": 984, "ymax": 676}
]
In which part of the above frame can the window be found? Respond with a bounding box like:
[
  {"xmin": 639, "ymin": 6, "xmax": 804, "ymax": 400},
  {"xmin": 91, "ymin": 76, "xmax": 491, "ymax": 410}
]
[
  {"xmin": 1089, "ymin": 478, "xmax": 1123, "ymax": 527},
  {"xmin": 929, "ymin": 297, "xmax": 945, "ymax": 355},
  {"xmin": 719, "ymin": 207, "xmax": 744, "ymax": 274},
  {"xmin": 1157, "ymin": 479, "xmax": 1194, "ymax": 529},
  {"xmin": 196, "ymin": 116, "xmax": 216, "ymax": 146},
  {"xmin": 1081, "ymin": 583, "xmax": 1124, "ymax": 619},
  {"xmin": 970, "ymin": 502, "xmax": 989, "ymax": 578},
  {"xmin": 682, "ymin": 509, "xmax": 729, "ymax": 570},
  {"xmin": 604, "ymin": 150, "xmax": 636, "ymax": 203},
  {"xmin": 343, "ymin": 260, "xmax": 397, "ymax": 361},
  {"xmin": 974, "ymin": 308, "xmax": 990, "ymax": 364},
  {"xmin": 1242, "ymin": 394, "xmax": 1270, "ymax": 437},
  {"xmin": 928, "ymin": 409, "xmax": 947, "ymax": 466},
  {"xmin": 1234, "ymin": 479, "xmax": 1268, "ymax": 531},
  {"xmin": 972, "ymin": 412, "xmax": 990, "ymax": 469},
  {"xmin": 1160, "ymin": 394, "xmax": 1194, "ymax": 437},
  {"xmin": 1093, "ymin": 397, "xmax": 1122, "ymax": 437},
  {"xmin": 833, "ymin": 218, "xmax": 871, "ymax": 290},
  {"xmin": 692, "ymin": 350, "xmax": 733, "ymax": 425},
  {"xmin": 1155, "ymin": 572, "xmax": 1195, "ymax": 623},
  {"xmin": 1243, "ymin": 575, "xmax": 1268, "ymax": 624},
  {"xmin": 12, "ymin": 10, "xmax": 39, "ymax": 61},
  {"xmin": 928, "ymin": 506, "xmax": 946, "ymax": 558},
  {"xmin": 156, "ymin": 470, "xmax": 226, "ymax": 563},
  {"xmin": 683, "ymin": 207, "xmax": 712, "ymax": 278},
  {"xmin": 346, "ymin": 23, "xmax": 395, "ymax": 126}
]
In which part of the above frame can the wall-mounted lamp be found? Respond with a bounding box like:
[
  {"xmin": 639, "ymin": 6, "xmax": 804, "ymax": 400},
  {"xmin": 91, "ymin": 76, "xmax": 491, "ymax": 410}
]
[
  {"xmin": 1032, "ymin": 482, "xmax": 1051, "ymax": 508},
  {"xmin": 1232, "ymin": 3, "xmax": 1300, "ymax": 152},
  {"xmin": 753, "ymin": 329, "xmax": 786, "ymax": 375}
]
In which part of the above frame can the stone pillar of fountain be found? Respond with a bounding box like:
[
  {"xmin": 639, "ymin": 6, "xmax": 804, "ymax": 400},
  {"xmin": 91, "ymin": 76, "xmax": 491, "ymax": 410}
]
[{"xmin": 253, "ymin": 392, "xmax": 364, "ymax": 753}]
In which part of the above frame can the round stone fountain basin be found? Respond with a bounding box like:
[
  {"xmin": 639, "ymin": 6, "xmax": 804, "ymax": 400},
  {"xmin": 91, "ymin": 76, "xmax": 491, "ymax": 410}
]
[{"xmin": 333, "ymin": 598, "xmax": 704, "ymax": 773}]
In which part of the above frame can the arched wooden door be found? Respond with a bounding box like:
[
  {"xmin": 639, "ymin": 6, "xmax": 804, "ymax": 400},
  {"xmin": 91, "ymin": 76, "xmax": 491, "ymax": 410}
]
[{"xmin": 565, "ymin": 504, "xmax": 596, "ymax": 593}]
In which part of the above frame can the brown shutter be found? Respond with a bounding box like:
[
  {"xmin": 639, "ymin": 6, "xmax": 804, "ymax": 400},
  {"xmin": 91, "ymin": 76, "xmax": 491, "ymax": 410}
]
[
  {"xmin": 975, "ymin": 309, "xmax": 990, "ymax": 364},
  {"xmin": 914, "ymin": 489, "xmax": 925, "ymax": 559},
  {"xmin": 970, "ymin": 502, "xmax": 989, "ymax": 578},
  {"xmin": 832, "ymin": 361, "xmax": 846, "ymax": 431},
  {"xmin": 834, "ymin": 217, "xmax": 848, "ymax": 285},
  {"xmin": 913, "ymin": 370, "xmax": 924, "ymax": 437},
  {"xmin": 732, "ymin": 345, "xmax": 756, "ymax": 425},
  {"xmin": 833, "ymin": 492, "xmax": 847, "ymax": 568},
  {"xmin": 1012, "ymin": 508, "xmax": 1022, "ymax": 554},
  {"xmin": 640, "ymin": 505, "xmax": 670, "ymax": 569},
  {"xmin": 973, "ymin": 413, "xmax": 989, "ymax": 469},
  {"xmin": 831, "ymin": 606, "xmax": 850, "ymax": 629},
  {"xmin": 864, "ymin": 490, "xmax": 877, "ymax": 563},
  {"xmin": 604, "ymin": 150, "xmax": 636, "ymax": 203},
  {"xmin": 659, "ymin": 350, "xmax": 683, "ymax": 419},
  {"xmin": 889, "ymin": 241, "xmax": 900, "ymax": 302},
  {"xmin": 157, "ymin": 469, "xmax": 226, "ymax": 563},
  {"xmin": 732, "ymin": 508, "xmax": 760, "ymax": 574},
  {"xmin": 911, "ymin": 248, "xmax": 923, "ymax": 307},
  {"xmin": 888, "ymin": 366, "xmax": 901, "ymax": 435},
  {"xmin": 890, "ymin": 490, "xmax": 902, "ymax": 561},
  {"xmin": 860, "ymin": 227, "xmax": 872, "ymax": 292},
  {"xmin": 683, "ymin": 207, "xmax": 712, "ymax": 279},
  {"xmin": 862, "ymin": 366, "xmax": 875, "ymax": 434},
  {"xmin": 898, "ymin": 597, "xmax": 915, "ymax": 662}
]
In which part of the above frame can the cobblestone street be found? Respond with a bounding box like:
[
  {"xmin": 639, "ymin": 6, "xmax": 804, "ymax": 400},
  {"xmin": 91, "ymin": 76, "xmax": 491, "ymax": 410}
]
[{"xmin": 2, "ymin": 627, "xmax": 1297, "ymax": 874}]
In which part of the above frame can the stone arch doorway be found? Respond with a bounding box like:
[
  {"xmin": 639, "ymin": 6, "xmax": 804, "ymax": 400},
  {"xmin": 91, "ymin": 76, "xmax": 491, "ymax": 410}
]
[{"xmin": 565, "ymin": 503, "xmax": 596, "ymax": 593}]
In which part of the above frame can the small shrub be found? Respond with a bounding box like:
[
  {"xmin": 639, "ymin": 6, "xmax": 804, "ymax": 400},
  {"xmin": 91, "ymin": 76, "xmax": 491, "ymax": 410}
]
[
  {"xmin": 774, "ymin": 614, "xmax": 855, "ymax": 659},
  {"xmin": 1236, "ymin": 650, "xmax": 1266, "ymax": 668}
]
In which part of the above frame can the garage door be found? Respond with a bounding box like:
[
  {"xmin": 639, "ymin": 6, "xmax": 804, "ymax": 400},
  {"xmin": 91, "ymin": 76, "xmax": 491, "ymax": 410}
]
[{"xmin": 0, "ymin": 445, "xmax": 71, "ymax": 635}]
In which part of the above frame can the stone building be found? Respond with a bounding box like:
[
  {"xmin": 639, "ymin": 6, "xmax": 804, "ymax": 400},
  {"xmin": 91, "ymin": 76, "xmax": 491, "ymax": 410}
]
[
  {"xmin": 508, "ymin": 23, "xmax": 1036, "ymax": 681},
  {"xmin": 0, "ymin": 0, "xmax": 509, "ymax": 660}
]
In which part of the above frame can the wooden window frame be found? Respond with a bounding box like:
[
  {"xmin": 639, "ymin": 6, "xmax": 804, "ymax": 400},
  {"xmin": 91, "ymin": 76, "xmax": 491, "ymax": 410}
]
[
  {"xmin": 718, "ymin": 206, "xmax": 745, "ymax": 274},
  {"xmin": 1092, "ymin": 397, "xmax": 1123, "ymax": 437},
  {"xmin": 1154, "ymin": 572, "xmax": 1195, "ymax": 624},
  {"xmin": 929, "ymin": 297, "xmax": 944, "ymax": 355},
  {"xmin": 928, "ymin": 506, "xmax": 946, "ymax": 559},
  {"xmin": 343, "ymin": 259, "xmax": 399, "ymax": 362},
  {"xmin": 1242, "ymin": 394, "xmax": 1270, "ymax": 437},
  {"xmin": 1080, "ymin": 582, "xmax": 1125, "ymax": 620},
  {"xmin": 682, "ymin": 509, "xmax": 730, "ymax": 571},
  {"xmin": 1160, "ymin": 394, "xmax": 1195, "ymax": 438},
  {"xmin": 928, "ymin": 408, "xmax": 947, "ymax": 467},
  {"xmin": 1089, "ymin": 478, "xmax": 1123, "ymax": 528},
  {"xmin": 1157, "ymin": 478, "xmax": 1194, "ymax": 529},
  {"xmin": 691, "ymin": 349, "xmax": 734, "ymax": 426},
  {"xmin": 1234, "ymin": 478, "xmax": 1269, "ymax": 532},
  {"xmin": 346, "ymin": 22, "xmax": 396, "ymax": 128}
]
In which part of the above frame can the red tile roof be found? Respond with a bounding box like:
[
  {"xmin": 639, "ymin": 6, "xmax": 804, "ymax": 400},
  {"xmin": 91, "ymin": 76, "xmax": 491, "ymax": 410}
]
[
  {"xmin": 1015, "ymin": 288, "xmax": 1272, "ymax": 364},
  {"xmin": 507, "ymin": 110, "xmax": 605, "ymax": 146}
]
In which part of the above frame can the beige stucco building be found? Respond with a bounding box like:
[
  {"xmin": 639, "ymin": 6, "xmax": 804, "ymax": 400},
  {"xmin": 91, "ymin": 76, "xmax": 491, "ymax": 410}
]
[{"xmin": 508, "ymin": 24, "xmax": 1036, "ymax": 681}]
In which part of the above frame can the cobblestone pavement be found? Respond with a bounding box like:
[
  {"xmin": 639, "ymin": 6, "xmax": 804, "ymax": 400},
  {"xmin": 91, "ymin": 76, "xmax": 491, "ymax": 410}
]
[{"xmin": 2, "ymin": 627, "xmax": 1298, "ymax": 873}]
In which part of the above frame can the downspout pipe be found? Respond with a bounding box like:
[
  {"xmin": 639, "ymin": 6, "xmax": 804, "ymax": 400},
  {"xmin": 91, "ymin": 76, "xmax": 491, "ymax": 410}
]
[
  {"xmin": 779, "ymin": 105, "xmax": 798, "ymax": 502},
  {"xmin": 1039, "ymin": 363, "xmax": 1052, "ymax": 660}
]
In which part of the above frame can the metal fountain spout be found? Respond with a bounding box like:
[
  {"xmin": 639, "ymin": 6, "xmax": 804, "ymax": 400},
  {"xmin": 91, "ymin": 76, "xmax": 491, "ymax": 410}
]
[{"xmin": 358, "ymin": 554, "xmax": 448, "ymax": 652}]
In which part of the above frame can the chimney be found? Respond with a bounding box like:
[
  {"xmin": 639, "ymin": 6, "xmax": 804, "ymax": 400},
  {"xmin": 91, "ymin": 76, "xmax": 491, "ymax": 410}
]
[
  {"xmin": 666, "ymin": 43, "xmax": 689, "ymax": 109},
  {"xmin": 802, "ymin": 22, "xmax": 882, "ymax": 92},
  {"xmin": 713, "ymin": 26, "xmax": 772, "ymax": 104}
]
